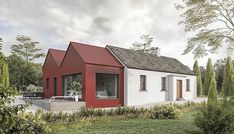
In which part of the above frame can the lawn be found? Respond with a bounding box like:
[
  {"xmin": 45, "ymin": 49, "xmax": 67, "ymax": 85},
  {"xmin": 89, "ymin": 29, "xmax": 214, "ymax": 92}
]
[{"xmin": 50, "ymin": 106, "xmax": 201, "ymax": 134}]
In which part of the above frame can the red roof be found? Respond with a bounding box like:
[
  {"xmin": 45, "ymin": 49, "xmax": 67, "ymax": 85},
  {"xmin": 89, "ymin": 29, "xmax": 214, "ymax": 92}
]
[
  {"xmin": 70, "ymin": 42, "xmax": 123, "ymax": 67},
  {"xmin": 50, "ymin": 49, "xmax": 66, "ymax": 67}
]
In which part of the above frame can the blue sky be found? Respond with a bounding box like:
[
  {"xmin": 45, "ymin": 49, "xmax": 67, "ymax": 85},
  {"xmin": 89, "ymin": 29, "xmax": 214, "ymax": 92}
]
[{"xmin": 0, "ymin": 0, "xmax": 227, "ymax": 67}]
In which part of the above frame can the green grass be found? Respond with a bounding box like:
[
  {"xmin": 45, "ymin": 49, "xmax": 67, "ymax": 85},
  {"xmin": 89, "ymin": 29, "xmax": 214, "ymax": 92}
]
[{"xmin": 50, "ymin": 107, "xmax": 201, "ymax": 134}]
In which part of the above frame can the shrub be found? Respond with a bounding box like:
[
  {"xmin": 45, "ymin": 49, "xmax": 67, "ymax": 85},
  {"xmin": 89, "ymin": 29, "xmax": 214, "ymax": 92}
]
[
  {"xmin": 0, "ymin": 107, "xmax": 50, "ymax": 134},
  {"xmin": 194, "ymin": 100, "xmax": 234, "ymax": 134},
  {"xmin": 14, "ymin": 112, "xmax": 50, "ymax": 134},
  {"xmin": 37, "ymin": 110, "xmax": 82, "ymax": 125},
  {"xmin": 77, "ymin": 106, "xmax": 149, "ymax": 118},
  {"xmin": 150, "ymin": 105, "xmax": 181, "ymax": 119},
  {"xmin": 78, "ymin": 107, "xmax": 96, "ymax": 117},
  {"xmin": 0, "ymin": 84, "xmax": 49, "ymax": 133}
]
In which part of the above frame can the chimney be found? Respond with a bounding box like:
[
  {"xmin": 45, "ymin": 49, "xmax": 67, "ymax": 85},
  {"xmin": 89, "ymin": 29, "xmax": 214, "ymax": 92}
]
[{"xmin": 151, "ymin": 47, "xmax": 160, "ymax": 56}]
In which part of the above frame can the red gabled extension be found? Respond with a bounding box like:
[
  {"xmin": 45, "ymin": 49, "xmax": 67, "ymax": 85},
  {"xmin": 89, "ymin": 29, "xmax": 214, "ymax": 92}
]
[
  {"xmin": 43, "ymin": 42, "xmax": 124, "ymax": 108},
  {"xmin": 70, "ymin": 42, "xmax": 122, "ymax": 67},
  {"xmin": 50, "ymin": 49, "xmax": 66, "ymax": 67},
  {"xmin": 42, "ymin": 49, "xmax": 65, "ymax": 98}
]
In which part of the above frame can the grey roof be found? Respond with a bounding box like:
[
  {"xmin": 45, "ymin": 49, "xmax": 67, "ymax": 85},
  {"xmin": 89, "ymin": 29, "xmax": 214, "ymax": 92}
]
[{"xmin": 107, "ymin": 45, "xmax": 195, "ymax": 75}]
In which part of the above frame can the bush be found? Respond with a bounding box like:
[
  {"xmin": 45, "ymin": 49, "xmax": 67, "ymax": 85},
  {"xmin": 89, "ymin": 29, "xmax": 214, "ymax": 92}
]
[
  {"xmin": 194, "ymin": 100, "xmax": 234, "ymax": 134},
  {"xmin": 0, "ymin": 107, "xmax": 50, "ymax": 134},
  {"xmin": 37, "ymin": 110, "xmax": 81, "ymax": 125},
  {"xmin": 78, "ymin": 106, "xmax": 149, "ymax": 118},
  {"xmin": 13, "ymin": 112, "xmax": 49, "ymax": 134},
  {"xmin": 150, "ymin": 105, "xmax": 181, "ymax": 119}
]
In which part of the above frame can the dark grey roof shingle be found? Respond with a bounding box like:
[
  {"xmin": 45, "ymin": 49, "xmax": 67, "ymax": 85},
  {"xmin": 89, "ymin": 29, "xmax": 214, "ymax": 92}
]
[{"xmin": 107, "ymin": 45, "xmax": 195, "ymax": 75}]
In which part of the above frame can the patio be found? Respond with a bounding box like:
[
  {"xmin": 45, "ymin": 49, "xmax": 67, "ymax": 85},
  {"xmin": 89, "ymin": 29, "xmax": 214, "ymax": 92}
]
[
  {"xmin": 33, "ymin": 99, "xmax": 85, "ymax": 111},
  {"xmin": 13, "ymin": 96, "xmax": 85, "ymax": 112}
]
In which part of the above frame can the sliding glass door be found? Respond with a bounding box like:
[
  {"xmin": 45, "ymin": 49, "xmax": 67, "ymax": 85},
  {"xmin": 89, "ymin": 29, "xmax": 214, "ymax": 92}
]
[{"xmin": 62, "ymin": 74, "xmax": 82, "ymax": 99}]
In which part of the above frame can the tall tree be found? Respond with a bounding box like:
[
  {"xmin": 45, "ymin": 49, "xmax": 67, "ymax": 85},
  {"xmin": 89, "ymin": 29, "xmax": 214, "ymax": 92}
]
[
  {"xmin": 204, "ymin": 58, "xmax": 215, "ymax": 95},
  {"xmin": 131, "ymin": 34, "xmax": 158, "ymax": 54},
  {"xmin": 207, "ymin": 74, "xmax": 218, "ymax": 103},
  {"xmin": 222, "ymin": 56, "xmax": 234, "ymax": 96},
  {"xmin": 11, "ymin": 35, "xmax": 45, "ymax": 62},
  {"xmin": 200, "ymin": 66, "xmax": 206, "ymax": 85},
  {"xmin": 8, "ymin": 54, "xmax": 42, "ymax": 91},
  {"xmin": 193, "ymin": 60, "xmax": 203, "ymax": 96},
  {"xmin": 176, "ymin": 0, "xmax": 234, "ymax": 58},
  {"xmin": 214, "ymin": 58, "xmax": 226, "ymax": 92},
  {"xmin": 0, "ymin": 53, "xmax": 9, "ymax": 87}
]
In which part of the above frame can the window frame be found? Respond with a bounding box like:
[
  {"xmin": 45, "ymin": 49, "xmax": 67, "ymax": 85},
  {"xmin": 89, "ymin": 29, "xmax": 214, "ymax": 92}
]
[
  {"xmin": 186, "ymin": 79, "xmax": 190, "ymax": 91},
  {"xmin": 95, "ymin": 73, "xmax": 119, "ymax": 99},
  {"xmin": 161, "ymin": 77, "xmax": 166, "ymax": 91},
  {"xmin": 62, "ymin": 73, "xmax": 82, "ymax": 96},
  {"xmin": 140, "ymin": 75, "xmax": 147, "ymax": 91}
]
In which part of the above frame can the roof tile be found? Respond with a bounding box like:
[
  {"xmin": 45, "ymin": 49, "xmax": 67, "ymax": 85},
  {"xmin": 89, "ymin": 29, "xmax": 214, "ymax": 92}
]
[{"xmin": 107, "ymin": 45, "xmax": 195, "ymax": 75}]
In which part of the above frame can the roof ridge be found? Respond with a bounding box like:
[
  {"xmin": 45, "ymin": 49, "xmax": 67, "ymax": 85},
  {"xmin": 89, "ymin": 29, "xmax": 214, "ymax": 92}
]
[
  {"xmin": 49, "ymin": 48, "xmax": 66, "ymax": 52},
  {"xmin": 107, "ymin": 45, "xmax": 172, "ymax": 59},
  {"xmin": 70, "ymin": 41, "xmax": 105, "ymax": 49},
  {"xmin": 107, "ymin": 45, "xmax": 195, "ymax": 75}
]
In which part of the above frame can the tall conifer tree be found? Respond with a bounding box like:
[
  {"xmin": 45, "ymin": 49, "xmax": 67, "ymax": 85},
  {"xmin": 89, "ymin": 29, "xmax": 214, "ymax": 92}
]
[
  {"xmin": 222, "ymin": 57, "xmax": 234, "ymax": 96},
  {"xmin": 0, "ymin": 53, "xmax": 9, "ymax": 87},
  {"xmin": 207, "ymin": 75, "xmax": 218, "ymax": 104},
  {"xmin": 193, "ymin": 60, "xmax": 203, "ymax": 96},
  {"xmin": 204, "ymin": 58, "xmax": 215, "ymax": 95}
]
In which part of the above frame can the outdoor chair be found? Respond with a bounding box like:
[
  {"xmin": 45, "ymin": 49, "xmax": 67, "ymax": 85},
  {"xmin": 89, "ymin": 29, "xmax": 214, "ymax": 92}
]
[{"xmin": 49, "ymin": 90, "xmax": 76, "ymax": 102}]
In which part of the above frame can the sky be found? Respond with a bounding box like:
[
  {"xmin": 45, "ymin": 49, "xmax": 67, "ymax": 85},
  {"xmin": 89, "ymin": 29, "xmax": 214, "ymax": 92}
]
[{"xmin": 0, "ymin": 0, "xmax": 228, "ymax": 68}]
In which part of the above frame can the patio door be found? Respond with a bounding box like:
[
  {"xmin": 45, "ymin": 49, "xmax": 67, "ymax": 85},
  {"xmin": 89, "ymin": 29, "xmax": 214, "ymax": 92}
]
[
  {"xmin": 54, "ymin": 77, "xmax": 57, "ymax": 96},
  {"xmin": 176, "ymin": 80, "xmax": 182, "ymax": 99}
]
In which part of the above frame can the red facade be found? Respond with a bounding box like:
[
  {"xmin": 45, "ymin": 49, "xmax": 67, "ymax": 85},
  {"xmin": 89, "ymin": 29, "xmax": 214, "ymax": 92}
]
[{"xmin": 43, "ymin": 42, "xmax": 124, "ymax": 108}]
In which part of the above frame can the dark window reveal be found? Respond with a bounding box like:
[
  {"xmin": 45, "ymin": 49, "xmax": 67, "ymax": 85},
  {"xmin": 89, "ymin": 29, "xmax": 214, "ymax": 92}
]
[
  {"xmin": 140, "ymin": 75, "xmax": 146, "ymax": 91},
  {"xmin": 46, "ymin": 78, "xmax": 49, "ymax": 89},
  {"xmin": 186, "ymin": 79, "xmax": 190, "ymax": 91},
  {"xmin": 161, "ymin": 77, "xmax": 166, "ymax": 91}
]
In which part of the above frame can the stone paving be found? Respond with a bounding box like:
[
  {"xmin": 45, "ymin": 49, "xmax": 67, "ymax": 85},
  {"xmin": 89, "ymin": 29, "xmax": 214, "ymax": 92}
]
[
  {"xmin": 11, "ymin": 96, "xmax": 207, "ymax": 113},
  {"xmin": 10, "ymin": 96, "xmax": 44, "ymax": 112}
]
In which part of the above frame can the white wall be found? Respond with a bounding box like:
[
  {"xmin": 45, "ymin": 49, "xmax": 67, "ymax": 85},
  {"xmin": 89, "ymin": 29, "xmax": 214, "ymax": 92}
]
[
  {"xmin": 169, "ymin": 75, "xmax": 197, "ymax": 101},
  {"xmin": 125, "ymin": 68, "xmax": 197, "ymax": 106}
]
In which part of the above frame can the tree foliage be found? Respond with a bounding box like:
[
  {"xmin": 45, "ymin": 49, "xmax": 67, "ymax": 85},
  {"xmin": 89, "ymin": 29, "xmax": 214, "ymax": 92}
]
[
  {"xmin": 204, "ymin": 58, "xmax": 215, "ymax": 95},
  {"xmin": 131, "ymin": 34, "xmax": 159, "ymax": 54},
  {"xmin": 194, "ymin": 100, "xmax": 234, "ymax": 134},
  {"xmin": 0, "ymin": 38, "xmax": 48, "ymax": 133},
  {"xmin": 8, "ymin": 54, "xmax": 42, "ymax": 91},
  {"xmin": 0, "ymin": 38, "xmax": 3, "ymax": 51},
  {"xmin": 176, "ymin": 0, "xmax": 234, "ymax": 58},
  {"xmin": 0, "ymin": 55, "xmax": 48, "ymax": 134},
  {"xmin": 214, "ymin": 58, "xmax": 226, "ymax": 92},
  {"xmin": 11, "ymin": 35, "xmax": 45, "ymax": 62},
  {"xmin": 208, "ymin": 75, "xmax": 218, "ymax": 103},
  {"xmin": 222, "ymin": 56, "xmax": 234, "ymax": 96},
  {"xmin": 193, "ymin": 60, "xmax": 203, "ymax": 96}
]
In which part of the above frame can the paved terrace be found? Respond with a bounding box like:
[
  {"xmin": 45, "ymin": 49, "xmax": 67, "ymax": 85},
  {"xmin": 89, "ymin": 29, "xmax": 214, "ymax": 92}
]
[{"xmin": 11, "ymin": 96, "xmax": 207, "ymax": 113}]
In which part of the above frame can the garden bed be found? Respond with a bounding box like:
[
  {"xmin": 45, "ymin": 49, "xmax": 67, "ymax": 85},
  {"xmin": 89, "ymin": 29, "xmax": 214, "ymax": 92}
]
[{"xmin": 48, "ymin": 106, "xmax": 201, "ymax": 134}]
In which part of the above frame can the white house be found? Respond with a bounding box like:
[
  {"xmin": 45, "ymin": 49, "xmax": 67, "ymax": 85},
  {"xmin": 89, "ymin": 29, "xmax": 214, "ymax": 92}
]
[
  {"xmin": 107, "ymin": 45, "xmax": 197, "ymax": 106},
  {"xmin": 44, "ymin": 42, "xmax": 197, "ymax": 108}
]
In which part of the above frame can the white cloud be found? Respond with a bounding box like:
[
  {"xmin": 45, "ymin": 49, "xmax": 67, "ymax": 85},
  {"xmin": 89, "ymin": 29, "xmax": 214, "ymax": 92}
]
[{"xmin": 0, "ymin": 0, "xmax": 228, "ymax": 67}]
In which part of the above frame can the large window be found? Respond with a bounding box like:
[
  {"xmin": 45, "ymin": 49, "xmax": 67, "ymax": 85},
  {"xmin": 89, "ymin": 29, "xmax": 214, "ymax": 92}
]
[
  {"xmin": 96, "ymin": 73, "xmax": 119, "ymax": 99},
  {"xmin": 63, "ymin": 74, "xmax": 82, "ymax": 97},
  {"xmin": 140, "ymin": 75, "xmax": 146, "ymax": 91},
  {"xmin": 161, "ymin": 77, "xmax": 166, "ymax": 91}
]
